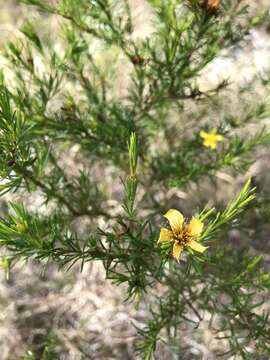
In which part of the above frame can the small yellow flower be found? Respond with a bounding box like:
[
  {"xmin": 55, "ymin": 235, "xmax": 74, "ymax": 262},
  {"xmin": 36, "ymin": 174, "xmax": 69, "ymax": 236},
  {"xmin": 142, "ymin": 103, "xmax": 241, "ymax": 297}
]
[
  {"xmin": 158, "ymin": 209, "xmax": 208, "ymax": 262},
  {"xmin": 200, "ymin": 129, "xmax": 223, "ymax": 149}
]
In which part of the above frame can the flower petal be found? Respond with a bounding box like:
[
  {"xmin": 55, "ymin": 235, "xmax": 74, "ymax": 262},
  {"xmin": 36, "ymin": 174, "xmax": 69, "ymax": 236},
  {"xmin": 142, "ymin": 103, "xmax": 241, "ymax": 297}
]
[
  {"xmin": 158, "ymin": 228, "xmax": 173, "ymax": 243},
  {"xmin": 209, "ymin": 141, "xmax": 217, "ymax": 149},
  {"xmin": 215, "ymin": 134, "xmax": 223, "ymax": 141},
  {"xmin": 188, "ymin": 240, "xmax": 208, "ymax": 253},
  {"xmin": 172, "ymin": 242, "xmax": 183, "ymax": 262},
  {"xmin": 164, "ymin": 209, "xmax": 184, "ymax": 234},
  {"xmin": 205, "ymin": 136, "xmax": 218, "ymax": 149},
  {"xmin": 187, "ymin": 217, "xmax": 204, "ymax": 238},
  {"xmin": 199, "ymin": 130, "xmax": 208, "ymax": 139},
  {"xmin": 205, "ymin": 139, "xmax": 217, "ymax": 149}
]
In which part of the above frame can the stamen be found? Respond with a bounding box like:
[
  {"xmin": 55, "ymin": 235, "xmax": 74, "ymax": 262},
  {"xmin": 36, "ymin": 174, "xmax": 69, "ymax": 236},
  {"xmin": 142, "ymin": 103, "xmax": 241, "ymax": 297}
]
[{"xmin": 174, "ymin": 227, "xmax": 191, "ymax": 248}]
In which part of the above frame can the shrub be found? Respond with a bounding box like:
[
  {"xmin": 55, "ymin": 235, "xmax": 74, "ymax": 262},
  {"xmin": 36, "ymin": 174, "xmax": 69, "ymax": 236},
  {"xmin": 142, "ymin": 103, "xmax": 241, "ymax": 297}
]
[{"xmin": 0, "ymin": 0, "xmax": 270, "ymax": 358}]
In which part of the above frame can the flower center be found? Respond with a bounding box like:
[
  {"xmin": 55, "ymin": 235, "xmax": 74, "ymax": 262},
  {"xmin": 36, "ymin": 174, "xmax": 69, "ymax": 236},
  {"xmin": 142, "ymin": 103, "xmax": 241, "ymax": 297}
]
[{"xmin": 173, "ymin": 227, "xmax": 191, "ymax": 248}]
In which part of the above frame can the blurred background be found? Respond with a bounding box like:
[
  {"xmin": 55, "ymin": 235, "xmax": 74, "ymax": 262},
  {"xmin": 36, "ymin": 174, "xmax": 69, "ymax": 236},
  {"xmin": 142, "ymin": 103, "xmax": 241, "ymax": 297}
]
[{"xmin": 0, "ymin": 1, "xmax": 270, "ymax": 359}]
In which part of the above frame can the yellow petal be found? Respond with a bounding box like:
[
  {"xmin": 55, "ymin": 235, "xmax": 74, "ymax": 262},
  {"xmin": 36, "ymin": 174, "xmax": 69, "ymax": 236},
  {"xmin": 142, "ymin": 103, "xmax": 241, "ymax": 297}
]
[
  {"xmin": 164, "ymin": 209, "xmax": 184, "ymax": 234},
  {"xmin": 172, "ymin": 242, "xmax": 183, "ymax": 262},
  {"xmin": 188, "ymin": 240, "xmax": 208, "ymax": 253},
  {"xmin": 215, "ymin": 134, "xmax": 223, "ymax": 141},
  {"xmin": 210, "ymin": 142, "xmax": 217, "ymax": 149},
  {"xmin": 205, "ymin": 138, "xmax": 217, "ymax": 149},
  {"xmin": 187, "ymin": 217, "xmax": 204, "ymax": 238},
  {"xmin": 199, "ymin": 130, "xmax": 208, "ymax": 139},
  {"xmin": 158, "ymin": 228, "xmax": 173, "ymax": 243}
]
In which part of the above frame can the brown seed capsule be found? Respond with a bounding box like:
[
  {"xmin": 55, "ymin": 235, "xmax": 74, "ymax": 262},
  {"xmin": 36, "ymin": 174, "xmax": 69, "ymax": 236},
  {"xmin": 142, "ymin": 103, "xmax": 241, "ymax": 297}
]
[
  {"xmin": 7, "ymin": 159, "xmax": 15, "ymax": 167},
  {"xmin": 200, "ymin": 0, "xmax": 220, "ymax": 14},
  {"xmin": 27, "ymin": 57, "xmax": 34, "ymax": 69},
  {"xmin": 130, "ymin": 55, "xmax": 145, "ymax": 66}
]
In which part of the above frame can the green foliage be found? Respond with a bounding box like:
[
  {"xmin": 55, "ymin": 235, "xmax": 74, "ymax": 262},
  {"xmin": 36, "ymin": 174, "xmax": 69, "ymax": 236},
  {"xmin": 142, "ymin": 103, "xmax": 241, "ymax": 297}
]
[
  {"xmin": 20, "ymin": 333, "xmax": 58, "ymax": 360},
  {"xmin": 199, "ymin": 178, "xmax": 256, "ymax": 242},
  {"xmin": 0, "ymin": 0, "xmax": 269, "ymax": 358}
]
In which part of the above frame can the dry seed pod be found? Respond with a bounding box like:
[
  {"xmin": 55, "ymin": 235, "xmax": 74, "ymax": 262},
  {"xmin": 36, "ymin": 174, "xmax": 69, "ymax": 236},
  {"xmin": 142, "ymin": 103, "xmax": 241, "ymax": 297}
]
[
  {"xmin": 200, "ymin": 0, "xmax": 220, "ymax": 14},
  {"xmin": 130, "ymin": 55, "xmax": 145, "ymax": 66}
]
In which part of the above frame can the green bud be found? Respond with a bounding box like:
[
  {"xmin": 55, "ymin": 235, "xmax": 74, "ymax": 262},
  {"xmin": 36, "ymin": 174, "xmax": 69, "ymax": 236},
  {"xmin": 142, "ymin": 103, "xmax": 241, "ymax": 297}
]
[
  {"xmin": 128, "ymin": 132, "xmax": 138, "ymax": 178},
  {"xmin": 247, "ymin": 256, "xmax": 263, "ymax": 272}
]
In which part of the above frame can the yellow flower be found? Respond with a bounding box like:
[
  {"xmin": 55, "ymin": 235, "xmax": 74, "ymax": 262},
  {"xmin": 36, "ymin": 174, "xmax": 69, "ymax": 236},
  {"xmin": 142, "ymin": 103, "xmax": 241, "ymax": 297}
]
[
  {"xmin": 200, "ymin": 129, "xmax": 223, "ymax": 149},
  {"xmin": 158, "ymin": 209, "xmax": 208, "ymax": 262}
]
